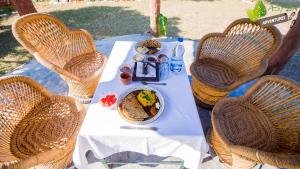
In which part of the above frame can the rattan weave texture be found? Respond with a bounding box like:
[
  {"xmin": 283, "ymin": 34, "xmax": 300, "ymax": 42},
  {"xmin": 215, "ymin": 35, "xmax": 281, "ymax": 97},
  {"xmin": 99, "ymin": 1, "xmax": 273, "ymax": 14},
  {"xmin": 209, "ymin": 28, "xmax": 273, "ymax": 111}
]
[
  {"xmin": 210, "ymin": 75, "xmax": 300, "ymax": 169},
  {"xmin": 190, "ymin": 18, "xmax": 282, "ymax": 106},
  {"xmin": 0, "ymin": 76, "xmax": 85, "ymax": 169},
  {"xmin": 12, "ymin": 13, "xmax": 107, "ymax": 102}
]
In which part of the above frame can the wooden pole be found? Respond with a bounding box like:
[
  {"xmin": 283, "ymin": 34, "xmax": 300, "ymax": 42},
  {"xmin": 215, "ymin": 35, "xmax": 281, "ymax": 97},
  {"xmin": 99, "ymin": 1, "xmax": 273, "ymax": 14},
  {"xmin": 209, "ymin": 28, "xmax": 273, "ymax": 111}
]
[
  {"xmin": 149, "ymin": 0, "xmax": 160, "ymax": 37},
  {"xmin": 266, "ymin": 11, "xmax": 300, "ymax": 74},
  {"xmin": 10, "ymin": 0, "xmax": 37, "ymax": 16}
]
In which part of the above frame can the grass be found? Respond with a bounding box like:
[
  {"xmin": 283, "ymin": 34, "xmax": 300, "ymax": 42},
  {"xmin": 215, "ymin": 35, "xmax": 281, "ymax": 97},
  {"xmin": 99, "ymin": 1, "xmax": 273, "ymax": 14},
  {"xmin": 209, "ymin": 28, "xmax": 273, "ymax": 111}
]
[
  {"xmin": 0, "ymin": 25, "xmax": 32, "ymax": 76},
  {"xmin": 0, "ymin": 5, "xmax": 31, "ymax": 76},
  {"xmin": 0, "ymin": 4, "xmax": 180, "ymax": 75},
  {"xmin": 0, "ymin": 5, "xmax": 14, "ymax": 15},
  {"xmin": 0, "ymin": 1, "xmax": 298, "ymax": 81},
  {"xmin": 50, "ymin": 6, "xmax": 180, "ymax": 39},
  {"xmin": 51, "ymin": 6, "xmax": 150, "ymax": 39}
]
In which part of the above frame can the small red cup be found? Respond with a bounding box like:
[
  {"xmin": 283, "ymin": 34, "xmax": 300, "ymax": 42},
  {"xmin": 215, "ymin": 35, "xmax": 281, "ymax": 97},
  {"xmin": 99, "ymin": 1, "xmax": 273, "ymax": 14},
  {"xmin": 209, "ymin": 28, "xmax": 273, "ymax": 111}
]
[{"xmin": 120, "ymin": 72, "xmax": 131, "ymax": 85}]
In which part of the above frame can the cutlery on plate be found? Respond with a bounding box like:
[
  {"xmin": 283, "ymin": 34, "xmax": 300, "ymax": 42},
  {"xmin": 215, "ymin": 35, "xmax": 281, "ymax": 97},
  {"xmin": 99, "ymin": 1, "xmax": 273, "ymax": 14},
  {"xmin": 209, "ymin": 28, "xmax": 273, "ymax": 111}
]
[
  {"xmin": 141, "ymin": 81, "xmax": 167, "ymax": 85},
  {"xmin": 120, "ymin": 126, "xmax": 158, "ymax": 131}
]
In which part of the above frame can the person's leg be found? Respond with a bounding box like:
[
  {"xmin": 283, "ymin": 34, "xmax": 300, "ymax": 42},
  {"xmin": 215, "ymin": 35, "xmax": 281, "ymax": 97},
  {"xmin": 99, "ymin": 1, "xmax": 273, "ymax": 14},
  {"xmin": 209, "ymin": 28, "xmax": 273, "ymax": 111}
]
[{"xmin": 266, "ymin": 11, "xmax": 300, "ymax": 75}]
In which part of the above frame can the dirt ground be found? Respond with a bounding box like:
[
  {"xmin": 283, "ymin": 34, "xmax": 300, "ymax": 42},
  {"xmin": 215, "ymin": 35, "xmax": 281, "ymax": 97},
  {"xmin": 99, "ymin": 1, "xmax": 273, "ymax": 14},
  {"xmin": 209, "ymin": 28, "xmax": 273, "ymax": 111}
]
[{"xmin": 0, "ymin": 0, "xmax": 299, "ymax": 76}]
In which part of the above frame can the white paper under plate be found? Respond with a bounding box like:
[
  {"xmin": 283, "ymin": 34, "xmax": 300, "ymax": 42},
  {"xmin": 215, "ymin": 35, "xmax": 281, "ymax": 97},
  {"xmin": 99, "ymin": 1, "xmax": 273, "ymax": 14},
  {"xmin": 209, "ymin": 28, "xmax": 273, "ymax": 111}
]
[
  {"xmin": 117, "ymin": 86, "xmax": 165, "ymax": 125},
  {"xmin": 136, "ymin": 62, "xmax": 157, "ymax": 78}
]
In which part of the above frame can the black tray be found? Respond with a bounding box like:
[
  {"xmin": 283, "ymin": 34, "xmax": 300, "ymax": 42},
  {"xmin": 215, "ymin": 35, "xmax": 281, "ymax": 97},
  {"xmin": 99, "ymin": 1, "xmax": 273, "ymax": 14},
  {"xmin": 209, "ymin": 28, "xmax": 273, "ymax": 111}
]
[{"xmin": 132, "ymin": 62, "xmax": 159, "ymax": 82}]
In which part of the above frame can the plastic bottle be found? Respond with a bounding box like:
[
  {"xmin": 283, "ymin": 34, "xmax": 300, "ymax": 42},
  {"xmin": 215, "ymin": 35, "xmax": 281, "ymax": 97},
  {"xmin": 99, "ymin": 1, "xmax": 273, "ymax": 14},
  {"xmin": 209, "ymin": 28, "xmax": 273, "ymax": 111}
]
[{"xmin": 170, "ymin": 37, "xmax": 185, "ymax": 73}]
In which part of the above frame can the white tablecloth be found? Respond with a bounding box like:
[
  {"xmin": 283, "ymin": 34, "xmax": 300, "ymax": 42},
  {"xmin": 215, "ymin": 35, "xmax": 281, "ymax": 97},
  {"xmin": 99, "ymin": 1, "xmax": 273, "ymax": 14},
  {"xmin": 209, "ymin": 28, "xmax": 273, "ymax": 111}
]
[{"xmin": 73, "ymin": 41, "xmax": 208, "ymax": 169}]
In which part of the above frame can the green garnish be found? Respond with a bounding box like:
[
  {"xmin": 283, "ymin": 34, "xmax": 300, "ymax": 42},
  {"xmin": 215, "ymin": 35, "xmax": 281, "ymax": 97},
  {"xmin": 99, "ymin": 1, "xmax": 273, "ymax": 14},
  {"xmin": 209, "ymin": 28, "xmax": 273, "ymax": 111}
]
[{"xmin": 144, "ymin": 95, "xmax": 150, "ymax": 101}]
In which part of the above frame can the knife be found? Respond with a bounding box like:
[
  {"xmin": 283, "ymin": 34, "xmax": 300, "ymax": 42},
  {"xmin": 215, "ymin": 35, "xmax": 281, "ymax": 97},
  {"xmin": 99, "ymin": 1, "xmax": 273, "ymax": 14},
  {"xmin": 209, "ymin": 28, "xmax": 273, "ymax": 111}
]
[
  {"xmin": 120, "ymin": 126, "xmax": 158, "ymax": 131},
  {"xmin": 142, "ymin": 82, "xmax": 167, "ymax": 85}
]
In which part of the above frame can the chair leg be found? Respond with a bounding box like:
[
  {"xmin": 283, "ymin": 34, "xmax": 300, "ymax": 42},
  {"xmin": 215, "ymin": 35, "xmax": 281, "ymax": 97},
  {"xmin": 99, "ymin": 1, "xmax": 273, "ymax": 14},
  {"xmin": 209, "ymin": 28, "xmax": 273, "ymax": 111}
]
[
  {"xmin": 194, "ymin": 95, "xmax": 214, "ymax": 109},
  {"xmin": 191, "ymin": 78, "xmax": 228, "ymax": 106},
  {"xmin": 65, "ymin": 77, "xmax": 100, "ymax": 104}
]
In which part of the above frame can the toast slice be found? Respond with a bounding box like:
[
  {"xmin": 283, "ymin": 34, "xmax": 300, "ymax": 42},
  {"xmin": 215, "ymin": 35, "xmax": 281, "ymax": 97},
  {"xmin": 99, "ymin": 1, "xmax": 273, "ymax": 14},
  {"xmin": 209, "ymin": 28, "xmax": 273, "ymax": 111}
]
[{"xmin": 121, "ymin": 93, "xmax": 149, "ymax": 120}]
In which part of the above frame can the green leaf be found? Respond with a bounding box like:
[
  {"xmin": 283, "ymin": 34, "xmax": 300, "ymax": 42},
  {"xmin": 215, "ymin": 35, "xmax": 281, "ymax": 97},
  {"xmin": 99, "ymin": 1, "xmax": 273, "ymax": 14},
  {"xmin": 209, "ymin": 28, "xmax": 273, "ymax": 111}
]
[
  {"xmin": 159, "ymin": 14, "xmax": 168, "ymax": 36},
  {"xmin": 256, "ymin": 0, "xmax": 267, "ymax": 17},
  {"xmin": 247, "ymin": 9, "xmax": 259, "ymax": 22},
  {"xmin": 247, "ymin": 0, "xmax": 267, "ymax": 22}
]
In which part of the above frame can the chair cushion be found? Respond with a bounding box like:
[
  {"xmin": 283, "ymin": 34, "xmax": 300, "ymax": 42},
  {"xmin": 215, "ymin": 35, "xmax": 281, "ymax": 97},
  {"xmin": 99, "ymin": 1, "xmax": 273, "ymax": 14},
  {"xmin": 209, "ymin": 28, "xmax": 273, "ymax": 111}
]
[
  {"xmin": 214, "ymin": 101, "xmax": 278, "ymax": 152},
  {"xmin": 63, "ymin": 52, "xmax": 105, "ymax": 79},
  {"xmin": 192, "ymin": 58, "xmax": 238, "ymax": 89},
  {"xmin": 10, "ymin": 98, "xmax": 80, "ymax": 159}
]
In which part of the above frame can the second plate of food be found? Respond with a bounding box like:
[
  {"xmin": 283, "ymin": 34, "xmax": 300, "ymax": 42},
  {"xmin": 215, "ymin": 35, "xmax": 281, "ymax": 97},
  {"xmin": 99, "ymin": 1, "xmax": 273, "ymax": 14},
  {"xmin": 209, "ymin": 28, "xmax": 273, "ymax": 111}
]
[
  {"xmin": 135, "ymin": 39, "xmax": 162, "ymax": 55},
  {"xmin": 117, "ymin": 86, "xmax": 164, "ymax": 125}
]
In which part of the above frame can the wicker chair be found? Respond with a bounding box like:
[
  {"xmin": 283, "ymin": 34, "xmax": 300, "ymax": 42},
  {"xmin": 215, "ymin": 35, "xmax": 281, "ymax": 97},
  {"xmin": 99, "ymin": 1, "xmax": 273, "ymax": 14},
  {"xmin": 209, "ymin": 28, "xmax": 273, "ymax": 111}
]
[
  {"xmin": 190, "ymin": 18, "xmax": 282, "ymax": 106},
  {"xmin": 210, "ymin": 75, "xmax": 300, "ymax": 169},
  {"xmin": 12, "ymin": 13, "xmax": 107, "ymax": 103},
  {"xmin": 0, "ymin": 76, "xmax": 85, "ymax": 169}
]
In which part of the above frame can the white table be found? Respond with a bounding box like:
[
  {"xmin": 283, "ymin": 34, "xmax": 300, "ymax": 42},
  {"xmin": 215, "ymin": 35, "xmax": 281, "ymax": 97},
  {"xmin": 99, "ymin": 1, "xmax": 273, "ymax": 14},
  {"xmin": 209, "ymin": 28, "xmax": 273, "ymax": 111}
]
[{"xmin": 73, "ymin": 41, "xmax": 208, "ymax": 169}]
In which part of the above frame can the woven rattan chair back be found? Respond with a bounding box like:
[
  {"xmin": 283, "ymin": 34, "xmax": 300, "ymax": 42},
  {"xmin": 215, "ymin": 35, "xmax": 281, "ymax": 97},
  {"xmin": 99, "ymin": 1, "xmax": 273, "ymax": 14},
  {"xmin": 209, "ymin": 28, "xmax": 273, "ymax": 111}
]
[
  {"xmin": 12, "ymin": 13, "xmax": 95, "ymax": 68},
  {"xmin": 245, "ymin": 76, "xmax": 300, "ymax": 151},
  {"xmin": 197, "ymin": 18, "xmax": 281, "ymax": 79}
]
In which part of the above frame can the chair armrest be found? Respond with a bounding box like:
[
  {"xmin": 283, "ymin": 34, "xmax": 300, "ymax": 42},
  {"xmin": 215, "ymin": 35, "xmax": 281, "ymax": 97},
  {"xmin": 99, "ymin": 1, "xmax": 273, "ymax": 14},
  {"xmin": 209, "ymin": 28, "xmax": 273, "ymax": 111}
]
[
  {"xmin": 69, "ymin": 29, "xmax": 97, "ymax": 56},
  {"xmin": 196, "ymin": 33, "xmax": 225, "ymax": 62}
]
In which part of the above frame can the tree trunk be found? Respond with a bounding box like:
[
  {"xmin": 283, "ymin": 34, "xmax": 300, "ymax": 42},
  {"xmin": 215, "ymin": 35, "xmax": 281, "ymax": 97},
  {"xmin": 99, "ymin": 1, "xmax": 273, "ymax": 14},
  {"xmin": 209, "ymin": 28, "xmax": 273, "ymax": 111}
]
[
  {"xmin": 150, "ymin": 0, "xmax": 160, "ymax": 37},
  {"xmin": 266, "ymin": 11, "xmax": 300, "ymax": 74},
  {"xmin": 0, "ymin": 0, "xmax": 10, "ymax": 6},
  {"xmin": 10, "ymin": 0, "xmax": 37, "ymax": 16}
]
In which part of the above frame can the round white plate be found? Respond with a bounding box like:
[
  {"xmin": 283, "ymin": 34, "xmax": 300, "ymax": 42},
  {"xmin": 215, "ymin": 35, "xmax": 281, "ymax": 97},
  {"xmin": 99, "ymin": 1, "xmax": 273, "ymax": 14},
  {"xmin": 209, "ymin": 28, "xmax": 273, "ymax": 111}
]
[
  {"xmin": 135, "ymin": 40, "xmax": 162, "ymax": 55},
  {"xmin": 117, "ymin": 86, "xmax": 165, "ymax": 125}
]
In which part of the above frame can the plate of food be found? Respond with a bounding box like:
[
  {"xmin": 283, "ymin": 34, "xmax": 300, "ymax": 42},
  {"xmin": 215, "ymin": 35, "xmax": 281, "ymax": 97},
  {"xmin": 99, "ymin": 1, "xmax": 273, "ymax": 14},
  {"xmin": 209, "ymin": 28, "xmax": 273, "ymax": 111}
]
[
  {"xmin": 117, "ymin": 86, "xmax": 164, "ymax": 125},
  {"xmin": 136, "ymin": 39, "xmax": 162, "ymax": 55}
]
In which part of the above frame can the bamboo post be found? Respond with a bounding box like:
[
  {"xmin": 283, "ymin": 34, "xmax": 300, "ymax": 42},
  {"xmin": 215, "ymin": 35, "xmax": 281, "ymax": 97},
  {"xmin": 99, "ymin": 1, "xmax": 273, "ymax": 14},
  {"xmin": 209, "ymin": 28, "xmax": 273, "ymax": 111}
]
[{"xmin": 149, "ymin": 0, "xmax": 161, "ymax": 37}]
